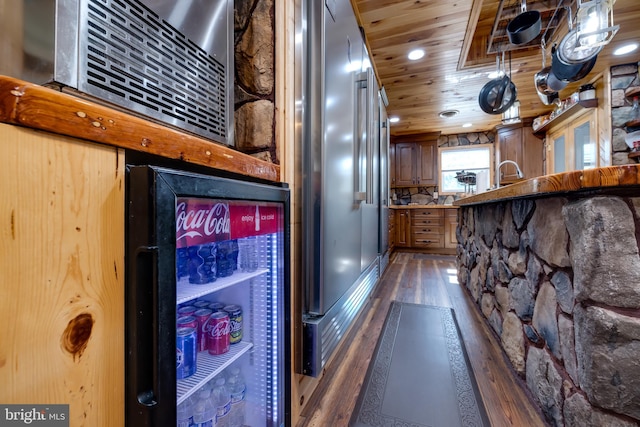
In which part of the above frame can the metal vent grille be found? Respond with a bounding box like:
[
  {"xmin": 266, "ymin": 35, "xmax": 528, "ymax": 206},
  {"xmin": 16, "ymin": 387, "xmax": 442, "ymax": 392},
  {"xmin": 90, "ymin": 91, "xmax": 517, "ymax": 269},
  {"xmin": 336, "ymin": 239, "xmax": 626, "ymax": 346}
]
[{"xmin": 79, "ymin": 0, "xmax": 227, "ymax": 143}]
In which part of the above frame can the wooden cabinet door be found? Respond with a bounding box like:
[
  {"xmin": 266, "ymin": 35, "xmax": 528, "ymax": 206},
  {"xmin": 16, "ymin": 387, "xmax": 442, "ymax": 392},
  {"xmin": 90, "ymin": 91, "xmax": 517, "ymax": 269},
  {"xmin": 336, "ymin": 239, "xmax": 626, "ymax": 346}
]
[
  {"xmin": 498, "ymin": 127, "xmax": 523, "ymax": 181},
  {"xmin": 416, "ymin": 141, "xmax": 437, "ymax": 186},
  {"xmin": 394, "ymin": 142, "xmax": 416, "ymax": 186},
  {"xmin": 395, "ymin": 209, "xmax": 411, "ymax": 247},
  {"xmin": 444, "ymin": 208, "xmax": 458, "ymax": 249},
  {"xmin": 389, "ymin": 210, "xmax": 396, "ymax": 250}
]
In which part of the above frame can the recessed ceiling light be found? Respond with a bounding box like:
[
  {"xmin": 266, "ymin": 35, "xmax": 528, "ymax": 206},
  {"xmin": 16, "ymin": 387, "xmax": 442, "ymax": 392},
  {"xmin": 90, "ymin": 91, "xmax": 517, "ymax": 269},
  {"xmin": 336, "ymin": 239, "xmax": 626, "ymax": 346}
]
[
  {"xmin": 487, "ymin": 71, "xmax": 504, "ymax": 79},
  {"xmin": 614, "ymin": 42, "xmax": 639, "ymax": 56},
  {"xmin": 462, "ymin": 123, "xmax": 473, "ymax": 128},
  {"xmin": 389, "ymin": 116, "xmax": 400, "ymax": 123},
  {"xmin": 408, "ymin": 49, "xmax": 425, "ymax": 60},
  {"xmin": 439, "ymin": 110, "xmax": 459, "ymax": 118}
]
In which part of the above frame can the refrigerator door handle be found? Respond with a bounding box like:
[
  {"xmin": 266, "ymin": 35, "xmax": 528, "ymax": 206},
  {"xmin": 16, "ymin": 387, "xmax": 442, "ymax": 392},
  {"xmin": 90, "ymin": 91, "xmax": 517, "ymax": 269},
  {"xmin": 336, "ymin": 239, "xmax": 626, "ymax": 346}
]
[
  {"xmin": 365, "ymin": 67, "xmax": 375, "ymax": 204},
  {"xmin": 354, "ymin": 69, "xmax": 369, "ymax": 203},
  {"xmin": 132, "ymin": 245, "xmax": 160, "ymax": 408}
]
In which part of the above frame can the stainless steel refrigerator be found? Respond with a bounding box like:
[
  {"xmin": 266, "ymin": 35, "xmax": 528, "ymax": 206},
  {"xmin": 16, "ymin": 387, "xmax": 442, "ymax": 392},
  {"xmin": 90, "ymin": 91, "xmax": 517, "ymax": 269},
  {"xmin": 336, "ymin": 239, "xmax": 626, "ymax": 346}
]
[
  {"xmin": 299, "ymin": 0, "xmax": 384, "ymax": 377},
  {"xmin": 125, "ymin": 163, "xmax": 290, "ymax": 426}
]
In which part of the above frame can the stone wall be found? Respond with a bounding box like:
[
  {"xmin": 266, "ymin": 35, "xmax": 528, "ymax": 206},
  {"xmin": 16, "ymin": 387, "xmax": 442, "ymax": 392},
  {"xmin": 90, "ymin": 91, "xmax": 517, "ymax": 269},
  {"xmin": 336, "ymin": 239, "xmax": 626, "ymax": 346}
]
[
  {"xmin": 611, "ymin": 62, "xmax": 640, "ymax": 165},
  {"xmin": 234, "ymin": 0, "xmax": 277, "ymax": 163},
  {"xmin": 456, "ymin": 196, "xmax": 640, "ymax": 427}
]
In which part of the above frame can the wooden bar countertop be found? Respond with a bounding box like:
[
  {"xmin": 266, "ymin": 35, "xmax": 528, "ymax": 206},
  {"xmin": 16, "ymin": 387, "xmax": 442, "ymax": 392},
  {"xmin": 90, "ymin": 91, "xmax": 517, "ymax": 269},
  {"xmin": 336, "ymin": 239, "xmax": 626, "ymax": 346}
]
[
  {"xmin": 389, "ymin": 204, "xmax": 457, "ymax": 209},
  {"xmin": 454, "ymin": 165, "xmax": 640, "ymax": 206},
  {"xmin": 0, "ymin": 75, "xmax": 279, "ymax": 182}
]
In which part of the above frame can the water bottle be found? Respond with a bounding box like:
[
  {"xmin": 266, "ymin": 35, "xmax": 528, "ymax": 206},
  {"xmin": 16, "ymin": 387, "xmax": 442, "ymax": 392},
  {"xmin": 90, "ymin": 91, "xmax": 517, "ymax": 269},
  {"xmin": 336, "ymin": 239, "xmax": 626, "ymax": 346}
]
[
  {"xmin": 188, "ymin": 243, "xmax": 218, "ymax": 284},
  {"xmin": 211, "ymin": 377, "xmax": 231, "ymax": 427},
  {"xmin": 227, "ymin": 367, "xmax": 246, "ymax": 427},
  {"xmin": 237, "ymin": 237, "xmax": 258, "ymax": 272},
  {"xmin": 216, "ymin": 240, "xmax": 234, "ymax": 278},
  {"xmin": 177, "ymin": 397, "xmax": 194, "ymax": 427},
  {"xmin": 230, "ymin": 240, "xmax": 239, "ymax": 271},
  {"xmin": 192, "ymin": 389, "xmax": 215, "ymax": 427}
]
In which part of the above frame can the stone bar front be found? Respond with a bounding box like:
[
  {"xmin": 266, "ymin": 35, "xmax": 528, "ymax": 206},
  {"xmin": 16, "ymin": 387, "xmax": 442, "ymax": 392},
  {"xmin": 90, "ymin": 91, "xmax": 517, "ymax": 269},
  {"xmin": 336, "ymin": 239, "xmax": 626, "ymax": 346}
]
[{"xmin": 453, "ymin": 166, "xmax": 640, "ymax": 427}]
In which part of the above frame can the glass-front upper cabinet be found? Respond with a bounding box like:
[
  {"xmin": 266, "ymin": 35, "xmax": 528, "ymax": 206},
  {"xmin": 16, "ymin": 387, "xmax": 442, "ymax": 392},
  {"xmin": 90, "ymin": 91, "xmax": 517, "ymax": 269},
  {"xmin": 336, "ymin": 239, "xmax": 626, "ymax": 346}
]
[
  {"xmin": 574, "ymin": 118, "xmax": 597, "ymax": 170},
  {"xmin": 546, "ymin": 109, "xmax": 597, "ymax": 173}
]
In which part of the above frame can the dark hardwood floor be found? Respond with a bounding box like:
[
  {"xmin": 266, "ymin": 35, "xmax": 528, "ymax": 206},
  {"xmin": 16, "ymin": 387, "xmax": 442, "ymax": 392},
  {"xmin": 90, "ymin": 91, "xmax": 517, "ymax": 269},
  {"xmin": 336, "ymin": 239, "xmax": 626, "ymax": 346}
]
[{"xmin": 296, "ymin": 251, "xmax": 549, "ymax": 427}]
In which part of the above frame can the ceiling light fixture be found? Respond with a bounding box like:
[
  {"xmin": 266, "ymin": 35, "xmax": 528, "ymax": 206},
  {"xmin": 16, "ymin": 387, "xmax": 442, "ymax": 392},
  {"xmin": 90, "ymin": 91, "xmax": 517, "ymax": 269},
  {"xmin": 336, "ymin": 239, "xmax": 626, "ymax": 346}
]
[
  {"xmin": 575, "ymin": 0, "xmax": 619, "ymax": 50},
  {"xmin": 389, "ymin": 116, "xmax": 400, "ymax": 123},
  {"xmin": 408, "ymin": 49, "xmax": 425, "ymax": 60},
  {"xmin": 462, "ymin": 123, "xmax": 473, "ymax": 128},
  {"xmin": 439, "ymin": 110, "xmax": 459, "ymax": 118},
  {"xmin": 614, "ymin": 42, "xmax": 639, "ymax": 56}
]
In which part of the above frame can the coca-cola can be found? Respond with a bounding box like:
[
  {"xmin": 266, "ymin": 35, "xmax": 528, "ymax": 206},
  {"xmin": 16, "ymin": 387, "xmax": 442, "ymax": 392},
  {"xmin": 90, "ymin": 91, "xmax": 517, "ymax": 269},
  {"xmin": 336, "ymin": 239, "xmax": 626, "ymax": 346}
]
[
  {"xmin": 205, "ymin": 311, "xmax": 230, "ymax": 355},
  {"xmin": 177, "ymin": 305, "xmax": 197, "ymax": 317},
  {"xmin": 177, "ymin": 315, "xmax": 198, "ymax": 330},
  {"xmin": 194, "ymin": 309, "xmax": 213, "ymax": 352},
  {"xmin": 209, "ymin": 302, "xmax": 225, "ymax": 312},
  {"xmin": 193, "ymin": 300, "xmax": 211, "ymax": 309}
]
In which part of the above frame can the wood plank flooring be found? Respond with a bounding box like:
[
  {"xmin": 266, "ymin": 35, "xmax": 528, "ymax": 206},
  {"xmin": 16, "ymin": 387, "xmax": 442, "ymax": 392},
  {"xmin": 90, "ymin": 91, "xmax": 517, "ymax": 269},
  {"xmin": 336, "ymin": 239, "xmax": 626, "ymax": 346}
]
[{"xmin": 296, "ymin": 252, "xmax": 549, "ymax": 427}]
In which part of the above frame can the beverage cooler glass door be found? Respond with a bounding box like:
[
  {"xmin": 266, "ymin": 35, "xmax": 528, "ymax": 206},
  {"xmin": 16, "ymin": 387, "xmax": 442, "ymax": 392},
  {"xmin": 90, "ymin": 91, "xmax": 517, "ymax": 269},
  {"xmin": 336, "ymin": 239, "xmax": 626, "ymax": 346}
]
[{"xmin": 126, "ymin": 165, "xmax": 290, "ymax": 427}]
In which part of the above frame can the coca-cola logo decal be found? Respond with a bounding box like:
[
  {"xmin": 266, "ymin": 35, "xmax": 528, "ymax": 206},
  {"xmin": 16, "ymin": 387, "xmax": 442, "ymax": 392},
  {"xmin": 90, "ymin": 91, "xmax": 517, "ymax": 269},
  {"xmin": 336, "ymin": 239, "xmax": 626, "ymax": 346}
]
[
  {"xmin": 176, "ymin": 198, "xmax": 282, "ymax": 247},
  {"xmin": 176, "ymin": 200, "xmax": 231, "ymax": 246}
]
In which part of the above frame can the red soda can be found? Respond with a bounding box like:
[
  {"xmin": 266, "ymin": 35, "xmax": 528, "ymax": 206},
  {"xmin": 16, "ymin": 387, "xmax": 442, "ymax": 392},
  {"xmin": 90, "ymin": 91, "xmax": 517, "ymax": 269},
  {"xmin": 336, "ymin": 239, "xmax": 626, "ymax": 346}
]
[
  {"xmin": 193, "ymin": 300, "xmax": 211, "ymax": 309},
  {"xmin": 194, "ymin": 309, "xmax": 213, "ymax": 352},
  {"xmin": 177, "ymin": 315, "xmax": 198, "ymax": 330},
  {"xmin": 209, "ymin": 302, "xmax": 225, "ymax": 312},
  {"xmin": 177, "ymin": 305, "xmax": 197, "ymax": 317},
  {"xmin": 206, "ymin": 311, "xmax": 230, "ymax": 355}
]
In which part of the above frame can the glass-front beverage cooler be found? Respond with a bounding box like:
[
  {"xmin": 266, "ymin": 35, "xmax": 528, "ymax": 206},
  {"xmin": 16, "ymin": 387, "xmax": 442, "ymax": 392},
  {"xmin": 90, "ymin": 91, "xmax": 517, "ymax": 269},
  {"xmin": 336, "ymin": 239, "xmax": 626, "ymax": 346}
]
[{"xmin": 125, "ymin": 165, "xmax": 290, "ymax": 427}]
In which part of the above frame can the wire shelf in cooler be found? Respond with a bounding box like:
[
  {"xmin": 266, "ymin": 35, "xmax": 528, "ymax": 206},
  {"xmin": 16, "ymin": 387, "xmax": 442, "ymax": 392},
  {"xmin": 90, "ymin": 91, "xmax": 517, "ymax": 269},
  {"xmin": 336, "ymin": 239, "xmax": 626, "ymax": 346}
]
[
  {"xmin": 177, "ymin": 340, "xmax": 253, "ymax": 404},
  {"xmin": 176, "ymin": 269, "xmax": 267, "ymax": 305}
]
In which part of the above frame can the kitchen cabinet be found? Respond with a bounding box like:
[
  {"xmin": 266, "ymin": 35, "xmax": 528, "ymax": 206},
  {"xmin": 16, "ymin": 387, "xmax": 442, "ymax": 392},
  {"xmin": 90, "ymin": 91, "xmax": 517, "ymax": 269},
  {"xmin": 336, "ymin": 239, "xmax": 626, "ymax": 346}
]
[
  {"xmin": 395, "ymin": 208, "xmax": 411, "ymax": 247},
  {"xmin": 496, "ymin": 121, "xmax": 544, "ymax": 184},
  {"xmin": 389, "ymin": 209, "xmax": 396, "ymax": 250},
  {"xmin": 391, "ymin": 207, "xmax": 458, "ymax": 252},
  {"xmin": 391, "ymin": 134, "xmax": 438, "ymax": 187},
  {"xmin": 411, "ymin": 209, "xmax": 444, "ymax": 248},
  {"xmin": 546, "ymin": 106, "xmax": 598, "ymax": 173},
  {"xmin": 444, "ymin": 208, "xmax": 458, "ymax": 249}
]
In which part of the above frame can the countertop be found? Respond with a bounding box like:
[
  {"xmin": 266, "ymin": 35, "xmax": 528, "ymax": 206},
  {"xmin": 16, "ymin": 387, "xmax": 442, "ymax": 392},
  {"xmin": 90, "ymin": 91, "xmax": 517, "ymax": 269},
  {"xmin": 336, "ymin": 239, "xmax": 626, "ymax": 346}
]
[
  {"xmin": 390, "ymin": 204, "xmax": 457, "ymax": 209},
  {"xmin": 0, "ymin": 75, "xmax": 279, "ymax": 182},
  {"xmin": 453, "ymin": 165, "xmax": 640, "ymax": 206}
]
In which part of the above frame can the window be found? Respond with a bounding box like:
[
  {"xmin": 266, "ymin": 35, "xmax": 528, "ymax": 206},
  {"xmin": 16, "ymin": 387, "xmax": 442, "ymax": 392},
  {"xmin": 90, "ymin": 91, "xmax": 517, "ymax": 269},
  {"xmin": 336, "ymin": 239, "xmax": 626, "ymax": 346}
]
[{"xmin": 438, "ymin": 145, "xmax": 493, "ymax": 194}]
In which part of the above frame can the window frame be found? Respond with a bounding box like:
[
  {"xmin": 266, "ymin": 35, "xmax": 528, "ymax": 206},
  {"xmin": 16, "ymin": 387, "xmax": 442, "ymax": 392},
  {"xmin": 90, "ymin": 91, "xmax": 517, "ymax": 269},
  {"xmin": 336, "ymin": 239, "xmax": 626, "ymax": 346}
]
[{"xmin": 438, "ymin": 144, "xmax": 495, "ymax": 195}]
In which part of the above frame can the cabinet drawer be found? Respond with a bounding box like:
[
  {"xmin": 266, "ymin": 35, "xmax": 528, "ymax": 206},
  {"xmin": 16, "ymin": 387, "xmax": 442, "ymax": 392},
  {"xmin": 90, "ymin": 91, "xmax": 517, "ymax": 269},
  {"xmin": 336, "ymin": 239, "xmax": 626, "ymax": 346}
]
[
  {"xmin": 411, "ymin": 224, "xmax": 444, "ymax": 234},
  {"xmin": 412, "ymin": 233, "xmax": 444, "ymax": 247},
  {"xmin": 412, "ymin": 209, "xmax": 444, "ymax": 219},
  {"xmin": 412, "ymin": 217, "xmax": 444, "ymax": 227}
]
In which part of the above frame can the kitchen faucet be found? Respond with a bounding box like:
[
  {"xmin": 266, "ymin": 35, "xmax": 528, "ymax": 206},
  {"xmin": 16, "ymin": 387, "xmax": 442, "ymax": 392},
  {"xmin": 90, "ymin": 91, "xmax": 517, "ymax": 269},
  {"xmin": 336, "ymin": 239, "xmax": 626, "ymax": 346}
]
[{"xmin": 495, "ymin": 160, "xmax": 524, "ymax": 188}]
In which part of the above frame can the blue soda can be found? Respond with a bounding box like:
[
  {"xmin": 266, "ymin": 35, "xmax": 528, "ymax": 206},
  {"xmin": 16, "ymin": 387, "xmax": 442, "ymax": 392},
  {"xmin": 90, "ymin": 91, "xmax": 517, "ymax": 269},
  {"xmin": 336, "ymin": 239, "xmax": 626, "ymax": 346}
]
[{"xmin": 176, "ymin": 327, "xmax": 197, "ymax": 379}]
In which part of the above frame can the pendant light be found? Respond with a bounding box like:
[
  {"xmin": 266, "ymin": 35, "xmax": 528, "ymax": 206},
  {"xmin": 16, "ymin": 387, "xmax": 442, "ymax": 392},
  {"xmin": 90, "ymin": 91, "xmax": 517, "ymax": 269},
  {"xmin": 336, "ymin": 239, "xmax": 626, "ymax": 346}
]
[{"xmin": 560, "ymin": 0, "xmax": 619, "ymax": 63}]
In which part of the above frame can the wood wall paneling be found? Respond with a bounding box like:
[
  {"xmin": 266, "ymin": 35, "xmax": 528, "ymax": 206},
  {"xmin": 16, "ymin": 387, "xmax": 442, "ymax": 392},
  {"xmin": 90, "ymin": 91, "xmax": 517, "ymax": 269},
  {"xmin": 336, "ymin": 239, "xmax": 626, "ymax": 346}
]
[{"xmin": 0, "ymin": 124, "xmax": 124, "ymax": 426}]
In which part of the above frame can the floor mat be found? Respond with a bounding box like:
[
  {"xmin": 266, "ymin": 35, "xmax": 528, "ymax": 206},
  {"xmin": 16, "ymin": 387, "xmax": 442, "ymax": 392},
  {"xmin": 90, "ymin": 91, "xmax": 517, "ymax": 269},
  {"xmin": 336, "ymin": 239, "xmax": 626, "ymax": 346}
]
[{"xmin": 350, "ymin": 301, "xmax": 491, "ymax": 427}]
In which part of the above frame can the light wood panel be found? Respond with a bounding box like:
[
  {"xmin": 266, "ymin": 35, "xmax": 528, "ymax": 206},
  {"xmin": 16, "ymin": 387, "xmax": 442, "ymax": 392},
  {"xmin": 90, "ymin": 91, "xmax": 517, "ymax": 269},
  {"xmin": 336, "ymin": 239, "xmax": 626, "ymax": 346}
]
[
  {"xmin": 296, "ymin": 253, "xmax": 548, "ymax": 427},
  {"xmin": 0, "ymin": 124, "xmax": 124, "ymax": 426},
  {"xmin": 353, "ymin": 0, "xmax": 640, "ymax": 137}
]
